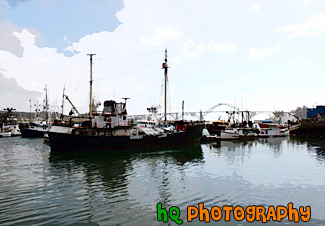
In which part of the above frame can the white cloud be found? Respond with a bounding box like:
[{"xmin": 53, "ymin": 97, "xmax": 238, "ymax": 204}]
[
  {"xmin": 141, "ymin": 26, "xmax": 184, "ymax": 46},
  {"xmin": 290, "ymin": 59, "xmax": 312, "ymax": 67},
  {"xmin": 305, "ymin": 59, "xmax": 311, "ymax": 64},
  {"xmin": 210, "ymin": 42, "xmax": 237, "ymax": 55},
  {"xmin": 289, "ymin": 60, "xmax": 297, "ymax": 67},
  {"xmin": 1, "ymin": 0, "xmax": 324, "ymax": 114},
  {"xmin": 183, "ymin": 40, "xmax": 237, "ymax": 58},
  {"xmin": 183, "ymin": 39, "xmax": 204, "ymax": 58},
  {"xmin": 303, "ymin": 0, "xmax": 310, "ymax": 6},
  {"xmin": 272, "ymin": 13, "xmax": 325, "ymax": 38},
  {"xmin": 252, "ymin": 4, "xmax": 260, "ymax": 12},
  {"xmin": 250, "ymin": 46, "xmax": 281, "ymax": 59}
]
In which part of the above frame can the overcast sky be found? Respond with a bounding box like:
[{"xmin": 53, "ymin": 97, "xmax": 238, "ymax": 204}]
[{"xmin": 0, "ymin": 0, "xmax": 324, "ymax": 118}]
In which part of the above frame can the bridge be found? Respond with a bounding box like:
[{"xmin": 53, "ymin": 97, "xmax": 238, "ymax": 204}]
[{"xmin": 128, "ymin": 103, "xmax": 277, "ymax": 122}]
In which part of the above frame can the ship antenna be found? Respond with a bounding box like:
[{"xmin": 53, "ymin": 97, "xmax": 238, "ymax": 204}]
[
  {"xmin": 162, "ymin": 48, "xmax": 168, "ymax": 125},
  {"xmin": 87, "ymin": 53, "xmax": 96, "ymax": 118},
  {"xmin": 122, "ymin": 98, "xmax": 130, "ymax": 104}
]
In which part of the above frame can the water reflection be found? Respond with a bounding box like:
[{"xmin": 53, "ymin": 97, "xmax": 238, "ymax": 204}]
[
  {"xmin": 48, "ymin": 145, "xmax": 204, "ymax": 224},
  {"xmin": 49, "ymin": 145, "xmax": 204, "ymax": 169},
  {"xmin": 289, "ymin": 136, "xmax": 325, "ymax": 162},
  {"xmin": 200, "ymin": 137, "xmax": 325, "ymax": 224},
  {"xmin": 1, "ymin": 137, "xmax": 324, "ymax": 225}
]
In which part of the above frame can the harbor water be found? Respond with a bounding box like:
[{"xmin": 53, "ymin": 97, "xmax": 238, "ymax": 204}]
[{"xmin": 0, "ymin": 136, "xmax": 324, "ymax": 225}]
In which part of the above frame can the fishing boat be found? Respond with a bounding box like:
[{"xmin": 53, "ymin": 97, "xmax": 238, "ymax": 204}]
[
  {"xmin": 0, "ymin": 131, "xmax": 11, "ymax": 137},
  {"xmin": 204, "ymin": 120, "xmax": 230, "ymax": 139},
  {"xmin": 20, "ymin": 121, "xmax": 49, "ymax": 138},
  {"xmin": 220, "ymin": 127, "xmax": 240, "ymax": 140},
  {"xmin": 220, "ymin": 127, "xmax": 258, "ymax": 140},
  {"xmin": 0, "ymin": 122, "xmax": 11, "ymax": 137},
  {"xmin": 48, "ymin": 50, "xmax": 204, "ymax": 151},
  {"xmin": 218, "ymin": 111, "xmax": 258, "ymax": 140},
  {"xmin": 257, "ymin": 120, "xmax": 289, "ymax": 137},
  {"xmin": 20, "ymin": 85, "xmax": 50, "ymax": 138},
  {"xmin": 0, "ymin": 108, "xmax": 21, "ymax": 136}
]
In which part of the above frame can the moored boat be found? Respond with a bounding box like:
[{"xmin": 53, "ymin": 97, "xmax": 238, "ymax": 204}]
[
  {"xmin": 20, "ymin": 85, "xmax": 50, "ymax": 138},
  {"xmin": 48, "ymin": 50, "xmax": 204, "ymax": 151},
  {"xmin": 1, "ymin": 108, "xmax": 21, "ymax": 136},
  {"xmin": 20, "ymin": 121, "xmax": 49, "ymax": 138},
  {"xmin": 220, "ymin": 128, "xmax": 240, "ymax": 140},
  {"xmin": 206, "ymin": 120, "xmax": 230, "ymax": 137},
  {"xmin": 0, "ymin": 132, "xmax": 11, "ymax": 137},
  {"xmin": 0, "ymin": 124, "xmax": 11, "ymax": 137},
  {"xmin": 257, "ymin": 120, "xmax": 289, "ymax": 137}
]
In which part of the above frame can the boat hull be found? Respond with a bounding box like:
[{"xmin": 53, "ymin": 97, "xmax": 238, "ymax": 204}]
[
  {"xmin": 0, "ymin": 132, "xmax": 11, "ymax": 137},
  {"xmin": 220, "ymin": 130, "xmax": 240, "ymax": 140},
  {"xmin": 48, "ymin": 124, "xmax": 204, "ymax": 151},
  {"xmin": 21, "ymin": 128, "xmax": 47, "ymax": 138},
  {"xmin": 2, "ymin": 124, "xmax": 21, "ymax": 136},
  {"xmin": 258, "ymin": 129, "xmax": 289, "ymax": 138}
]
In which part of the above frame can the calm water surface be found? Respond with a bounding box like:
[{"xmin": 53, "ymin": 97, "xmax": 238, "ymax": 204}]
[{"xmin": 0, "ymin": 136, "xmax": 324, "ymax": 225}]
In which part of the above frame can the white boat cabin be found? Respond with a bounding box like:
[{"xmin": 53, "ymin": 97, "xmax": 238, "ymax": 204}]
[{"xmin": 92, "ymin": 100, "xmax": 129, "ymax": 129}]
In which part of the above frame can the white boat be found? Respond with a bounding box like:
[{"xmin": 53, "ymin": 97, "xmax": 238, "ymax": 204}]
[
  {"xmin": 221, "ymin": 126, "xmax": 258, "ymax": 140},
  {"xmin": 0, "ymin": 121, "xmax": 11, "ymax": 137},
  {"xmin": 221, "ymin": 128, "xmax": 240, "ymax": 140},
  {"xmin": 20, "ymin": 121, "xmax": 49, "ymax": 138},
  {"xmin": 1, "ymin": 108, "xmax": 21, "ymax": 136},
  {"xmin": 0, "ymin": 131, "xmax": 11, "ymax": 137},
  {"xmin": 20, "ymin": 85, "xmax": 51, "ymax": 138},
  {"xmin": 238, "ymin": 128, "xmax": 258, "ymax": 139},
  {"xmin": 257, "ymin": 120, "xmax": 289, "ymax": 137}
]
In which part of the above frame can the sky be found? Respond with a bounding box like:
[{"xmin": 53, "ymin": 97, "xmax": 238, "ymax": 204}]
[{"xmin": 0, "ymin": 0, "xmax": 324, "ymax": 120}]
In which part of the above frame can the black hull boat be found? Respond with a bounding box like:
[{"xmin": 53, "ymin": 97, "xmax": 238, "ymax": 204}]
[
  {"xmin": 20, "ymin": 122, "xmax": 48, "ymax": 138},
  {"xmin": 20, "ymin": 128, "xmax": 47, "ymax": 138},
  {"xmin": 48, "ymin": 50, "xmax": 204, "ymax": 152},
  {"xmin": 48, "ymin": 98, "xmax": 204, "ymax": 152},
  {"xmin": 20, "ymin": 85, "xmax": 50, "ymax": 138},
  {"xmin": 48, "ymin": 122, "xmax": 204, "ymax": 151}
]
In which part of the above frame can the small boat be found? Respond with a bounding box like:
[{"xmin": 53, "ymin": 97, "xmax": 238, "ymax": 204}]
[
  {"xmin": 206, "ymin": 120, "xmax": 230, "ymax": 137},
  {"xmin": 257, "ymin": 120, "xmax": 289, "ymax": 137},
  {"xmin": 201, "ymin": 120, "xmax": 230, "ymax": 142},
  {"xmin": 0, "ymin": 132, "xmax": 11, "ymax": 137},
  {"xmin": 220, "ymin": 127, "xmax": 240, "ymax": 140},
  {"xmin": 200, "ymin": 134, "xmax": 220, "ymax": 143},
  {"xmin": 1, "ymin": 108, "xmax": 21, "ymax": 136},
  {"xmin": 238, "ymin": 128, "xmax": 258, "ymax": 139},
  {"xmin": 220, "ymin": 126, "xmax": 258, "ymax": 140},
  {"xmin": 0, "ymin": 121, "xmax": 11, "ymax": 137},
  {"xmin": 20, "ymin": 121, "xmax": 49, "ymax": 138},
  {"xmin": 20, "ymin": 85, "xmax": 50, "ymax": 138},
  {"xmin": 0, "ymin": 126, "xmax": 11, "ymax": 137}
]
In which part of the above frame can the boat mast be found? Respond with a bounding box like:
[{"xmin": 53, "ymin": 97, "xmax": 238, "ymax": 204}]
[
  {"xmin": 87, "ymin": 53, "xmax": 96, "ymax": 118},
  {"xmin": 29, "ymin": 99, "xmax": 32, "ymax": 123},
  {"xmin": 61, "ymin": 85, "xmax": 65, "ymax": 120},
  {"xmin": 162, "ymin": 49, "xmax": 168, "ymax": 125},
  {"xmin": 44, "ymin": 84, "xmax": 50, "ymax": 125}
]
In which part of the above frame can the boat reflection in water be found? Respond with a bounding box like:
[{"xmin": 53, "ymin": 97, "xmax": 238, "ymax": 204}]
[
  {"xmin": 1, "ymin": 137, "xmax": 324, "ymax": 225},
  {"xmin": 289, "ymin": 136, "xmax": 325, "ymax": 162},
  {"xmin": 49, "ymin": 144, "xmax": 204, "ymax": 167},
  {"xmin": 48, "ymin": 145, "xmax": 203, "ymax": 225}
]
